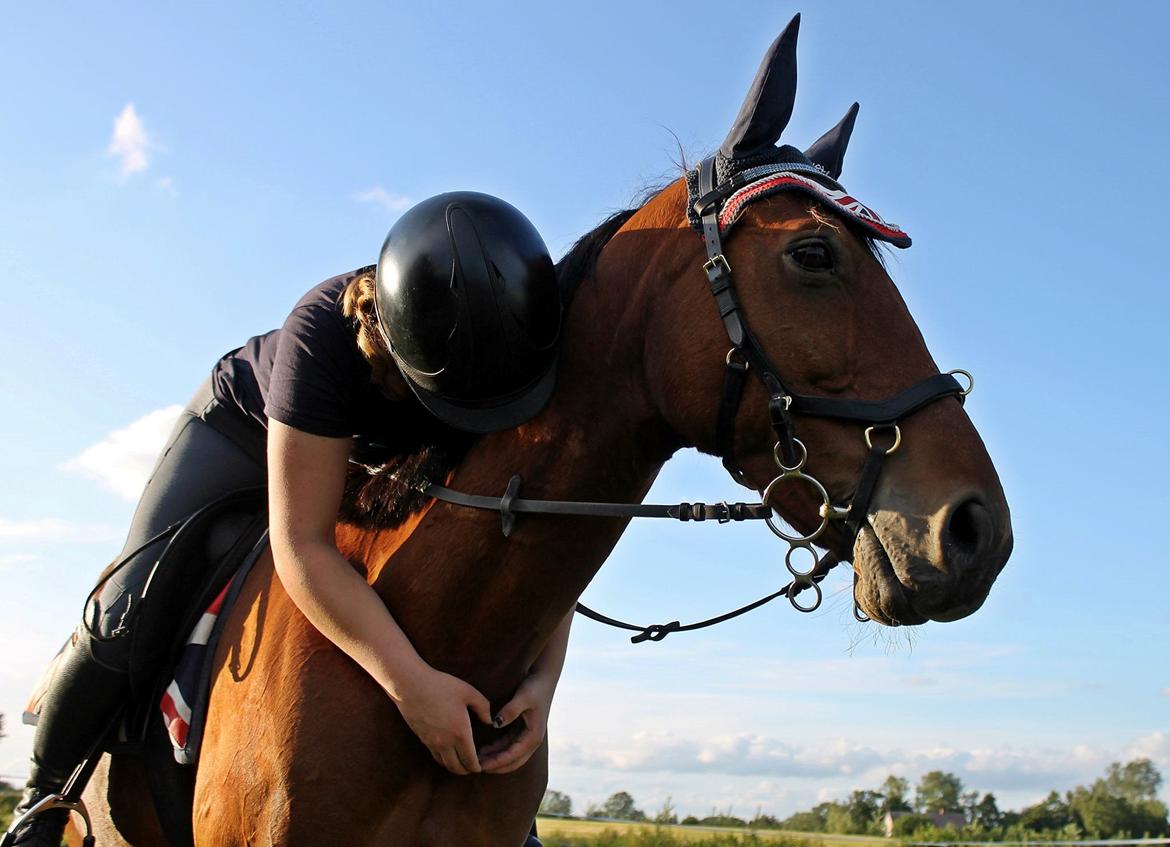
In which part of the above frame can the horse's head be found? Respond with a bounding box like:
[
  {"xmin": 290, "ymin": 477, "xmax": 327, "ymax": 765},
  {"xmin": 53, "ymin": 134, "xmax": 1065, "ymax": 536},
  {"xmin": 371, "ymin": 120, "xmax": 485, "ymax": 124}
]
[{"xmin": 616, "ymin": 16, "xmax": 1012, "ymax": 626}]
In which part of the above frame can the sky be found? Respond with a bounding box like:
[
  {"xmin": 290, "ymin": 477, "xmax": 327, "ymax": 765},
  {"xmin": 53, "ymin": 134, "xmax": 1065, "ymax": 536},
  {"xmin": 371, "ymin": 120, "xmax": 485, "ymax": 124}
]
[{"xmin": 1, "ymin": 0, "xmax": 1168, "ymax": 823}]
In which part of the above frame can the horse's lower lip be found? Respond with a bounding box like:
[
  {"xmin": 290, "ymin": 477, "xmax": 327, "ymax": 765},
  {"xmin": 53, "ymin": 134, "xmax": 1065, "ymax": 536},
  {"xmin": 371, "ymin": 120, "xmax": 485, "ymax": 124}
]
[{"xmin": 853, "ymin": 526, "xmax": 927, "ymax": 627}]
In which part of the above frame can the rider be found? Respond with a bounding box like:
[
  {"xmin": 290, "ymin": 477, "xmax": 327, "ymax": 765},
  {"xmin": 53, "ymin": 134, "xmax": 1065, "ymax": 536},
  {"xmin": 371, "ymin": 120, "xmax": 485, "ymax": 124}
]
[{"xmin": 10, "ymin": 192, "xmax": 567, "ymax": 847}]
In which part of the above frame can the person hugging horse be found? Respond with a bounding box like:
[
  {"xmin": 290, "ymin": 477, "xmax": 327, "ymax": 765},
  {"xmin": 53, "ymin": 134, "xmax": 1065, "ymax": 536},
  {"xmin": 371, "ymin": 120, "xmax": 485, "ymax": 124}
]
[{"xmin": 10, "ymin": 192, "xmax": 560, "ymax": 847}]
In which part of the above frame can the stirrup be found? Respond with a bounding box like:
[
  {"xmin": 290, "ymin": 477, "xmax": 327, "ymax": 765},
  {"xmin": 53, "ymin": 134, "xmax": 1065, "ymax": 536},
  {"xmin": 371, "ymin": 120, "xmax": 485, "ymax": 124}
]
[{"xmin": 1, "ymin": 792, "xmax": 95, "ymax": 847}]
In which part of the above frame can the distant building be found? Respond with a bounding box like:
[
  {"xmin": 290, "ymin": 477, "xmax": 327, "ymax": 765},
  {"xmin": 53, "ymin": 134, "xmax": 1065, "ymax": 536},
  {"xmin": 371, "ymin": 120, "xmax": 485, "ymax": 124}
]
[{"xmin": 883, "ymin": 811, "xmax": 967, "ymax": 837}]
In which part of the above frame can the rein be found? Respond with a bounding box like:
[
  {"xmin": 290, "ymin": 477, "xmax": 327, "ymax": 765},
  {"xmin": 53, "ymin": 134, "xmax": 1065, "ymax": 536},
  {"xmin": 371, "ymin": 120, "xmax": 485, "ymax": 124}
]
[{"xmin": 413, "ymin": 158, "xmax": 971, "ymax": 642}]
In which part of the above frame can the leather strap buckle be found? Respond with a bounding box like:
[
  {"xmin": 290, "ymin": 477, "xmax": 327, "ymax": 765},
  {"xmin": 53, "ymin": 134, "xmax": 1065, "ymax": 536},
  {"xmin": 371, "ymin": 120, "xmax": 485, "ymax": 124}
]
[{"xmin": 703, "ymin": 253, "xmax": 732, "ymax": 283}]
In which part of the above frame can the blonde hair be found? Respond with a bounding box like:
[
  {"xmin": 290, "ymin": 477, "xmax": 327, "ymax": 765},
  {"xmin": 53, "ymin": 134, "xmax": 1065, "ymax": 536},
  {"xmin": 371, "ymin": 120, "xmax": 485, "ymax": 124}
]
[{"xmin": 341, "ymin": 267, "xmax": 401, "ymax": 396}]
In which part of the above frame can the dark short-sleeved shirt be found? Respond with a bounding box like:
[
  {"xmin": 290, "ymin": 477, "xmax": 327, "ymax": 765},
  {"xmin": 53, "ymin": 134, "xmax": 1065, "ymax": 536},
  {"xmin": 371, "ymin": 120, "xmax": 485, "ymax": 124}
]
[{"xmin": 211, "ymin": 269, "xmax": 446, "ymax": 452}]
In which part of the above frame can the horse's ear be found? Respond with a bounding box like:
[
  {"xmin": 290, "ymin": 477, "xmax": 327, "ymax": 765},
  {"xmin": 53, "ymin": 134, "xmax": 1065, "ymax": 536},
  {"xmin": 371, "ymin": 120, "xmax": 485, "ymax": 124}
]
[
  {"xmin": 805, "ymin": 102, "xmax": 860, "ymax": 180},
  {"xmin": 719, "ymin": 13, "xmax": 801, "ymax": 161}
]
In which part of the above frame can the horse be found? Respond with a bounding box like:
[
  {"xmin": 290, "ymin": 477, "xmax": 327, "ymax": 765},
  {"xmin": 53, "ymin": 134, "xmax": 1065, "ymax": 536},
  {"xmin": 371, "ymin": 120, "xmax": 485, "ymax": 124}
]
[{"xmin": 75, "ymin": 15, "xmax": 1012, "ymax": 847}]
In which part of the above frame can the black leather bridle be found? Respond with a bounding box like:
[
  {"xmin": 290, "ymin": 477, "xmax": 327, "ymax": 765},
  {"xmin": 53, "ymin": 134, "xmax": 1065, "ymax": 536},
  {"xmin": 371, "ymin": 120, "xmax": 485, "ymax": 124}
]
[{"xmin": 415, "ymin": 156, "xmax": 971, "ymax": 642}]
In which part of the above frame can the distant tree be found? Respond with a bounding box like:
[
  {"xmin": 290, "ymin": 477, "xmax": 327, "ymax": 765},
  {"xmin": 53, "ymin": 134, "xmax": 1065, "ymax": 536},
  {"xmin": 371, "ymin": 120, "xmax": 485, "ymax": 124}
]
[
  {"xmin": 973, "ymin": 793, "xmax": 1003, "ymax": 829},
  {"xmin": 750, "ymin": 811, "xmax": 781, "ymax": 829},
  {"xmin": 597, "ymin": 791, "xmax": 645, "ymax": 821},
  {"xmin": 879, "ymin": 775, "xmax": 912, "ymax": 814},
  {"xmin": 680, "ymin": 815, "xmax": 700, "ymax": 826},
  {"xmin": 1104, "ymin": 759, "xmax": 1163, "ymax": 804},
  {"xmin": 891, "ymin": 813, "xmax": 932, "ymax": 837},
  {"xmin": 1020, "ymin": 791, "xmax": 1073, "ymax": 832},
  {"xmin": 833, "ymin": 791, "xmax": 882, "ymax": 834},
  {"xmin": 653, "ymin": 796, "xmax": 678, "ymax": 825},
  {"xmin": 782, "ymin": 801, "xmax": 833, "ymax": 832},
  {"xmin": 915, "ymin": 771, "xmax": 964, "ymax": 814},
  {"xmin": 539, "ymin": 790, "xmax": 572, "ymax": 816},
  {"xmin": 1067, "ymin": 760, "xmax": 1170, "ymax": 838}
]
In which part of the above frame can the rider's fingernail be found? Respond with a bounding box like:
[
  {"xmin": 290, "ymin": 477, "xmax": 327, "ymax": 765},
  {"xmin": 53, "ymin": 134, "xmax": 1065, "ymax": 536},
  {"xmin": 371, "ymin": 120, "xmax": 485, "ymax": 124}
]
[{"xmin": 492, "ymin": 715, "xmax": 503, "ymax": 728}]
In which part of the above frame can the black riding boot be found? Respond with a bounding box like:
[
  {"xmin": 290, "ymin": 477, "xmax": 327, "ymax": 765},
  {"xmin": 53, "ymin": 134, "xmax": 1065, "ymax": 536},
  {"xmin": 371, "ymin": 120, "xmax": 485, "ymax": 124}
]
[{"xmin": 6, "ymin": 628, "xmax": 129, "ymax": 846}]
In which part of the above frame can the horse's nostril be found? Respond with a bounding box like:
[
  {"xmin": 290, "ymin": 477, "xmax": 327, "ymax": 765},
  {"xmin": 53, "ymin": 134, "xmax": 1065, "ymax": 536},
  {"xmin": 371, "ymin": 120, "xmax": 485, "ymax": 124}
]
[{"xmin": 945, "ymin": 497, "xmax": 991, "ymax": 562}]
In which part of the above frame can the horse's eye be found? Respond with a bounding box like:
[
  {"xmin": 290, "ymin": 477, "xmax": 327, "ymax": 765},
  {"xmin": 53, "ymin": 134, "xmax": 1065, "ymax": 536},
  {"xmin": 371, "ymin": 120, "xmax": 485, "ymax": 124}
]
[{"xmin": 789, "ymin": 242, "xmax": 834, "ymax": 272}]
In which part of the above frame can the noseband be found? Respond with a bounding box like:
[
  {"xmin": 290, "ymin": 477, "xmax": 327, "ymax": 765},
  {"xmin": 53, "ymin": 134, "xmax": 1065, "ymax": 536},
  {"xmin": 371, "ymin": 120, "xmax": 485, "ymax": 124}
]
[{"xmin": 410, "ymin": 157, "xmax": 970, "ymax": 641}]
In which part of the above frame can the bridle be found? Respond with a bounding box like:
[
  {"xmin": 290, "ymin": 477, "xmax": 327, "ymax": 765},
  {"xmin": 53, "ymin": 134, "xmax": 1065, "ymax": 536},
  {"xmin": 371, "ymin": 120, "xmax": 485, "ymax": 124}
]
[{"xmin": 412, "ymin": 156, "xmax": 971, "ymax": 642}]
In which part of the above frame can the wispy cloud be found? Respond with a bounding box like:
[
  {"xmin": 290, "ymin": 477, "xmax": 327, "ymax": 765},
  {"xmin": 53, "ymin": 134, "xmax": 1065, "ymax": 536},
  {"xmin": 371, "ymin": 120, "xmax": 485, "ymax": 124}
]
[
  {"xmin": 107, "ymin": 103, "xmax": 153, "ymax": 178},
  {"xmin": 60, "ymin": 405, "xmax": 182, "ymax": 500},
  {"xmin": 1161, "ymin": 687, "xmax": 1170, "ymax": 699},
  {"xmin": 353, "ymin": 186, "xmax": 412, "ymax": 213}
]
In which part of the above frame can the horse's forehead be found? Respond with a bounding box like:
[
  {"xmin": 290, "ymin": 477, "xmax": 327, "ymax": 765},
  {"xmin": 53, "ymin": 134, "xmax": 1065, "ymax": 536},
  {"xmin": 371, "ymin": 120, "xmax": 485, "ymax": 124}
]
[{"xmin": 738, "ymin": 194, "xmax": 836, "ymax": 234}]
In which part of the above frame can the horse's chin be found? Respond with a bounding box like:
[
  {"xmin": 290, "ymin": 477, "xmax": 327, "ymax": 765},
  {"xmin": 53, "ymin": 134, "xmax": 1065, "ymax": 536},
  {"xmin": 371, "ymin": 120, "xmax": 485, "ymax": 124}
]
[{"xmin": 851, "ymin": 527, "xmax": 929, "ymax": 627}]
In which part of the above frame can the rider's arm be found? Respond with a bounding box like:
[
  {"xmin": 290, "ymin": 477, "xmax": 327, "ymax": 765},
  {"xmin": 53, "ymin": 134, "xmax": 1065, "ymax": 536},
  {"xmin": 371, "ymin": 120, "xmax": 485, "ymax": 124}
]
[{"xmin": 267, "ymin": 420, "xmax": 492, "ymax": 775}]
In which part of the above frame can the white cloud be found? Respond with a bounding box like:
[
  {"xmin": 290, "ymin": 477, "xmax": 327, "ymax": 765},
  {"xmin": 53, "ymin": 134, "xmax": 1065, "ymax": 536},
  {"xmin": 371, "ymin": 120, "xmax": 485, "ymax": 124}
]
[
  {"xmin": 1128, "ymin": 731, "xmax": 1170, "ymax": 766},
  {"xmin": 155, "ymin": 175, "xmax": 177, "ymax": 196},
  {"xmin": 60, "ymin": 405, "xmax": 182, "ymax": 500},
  {"xmin": 551, "ymin": 729, "xmax": 1157, "ymax": 804},
  {"xmin": 1161, "ymin": 687, "xmax": 1170, "ymax": 699},
  {"xmin": 354, "ymin": 186, "xmax": 412, "ymax": 213},
  {"xmin": 107, "ymin": 103, "xmax": 152, "ymax": 178}
]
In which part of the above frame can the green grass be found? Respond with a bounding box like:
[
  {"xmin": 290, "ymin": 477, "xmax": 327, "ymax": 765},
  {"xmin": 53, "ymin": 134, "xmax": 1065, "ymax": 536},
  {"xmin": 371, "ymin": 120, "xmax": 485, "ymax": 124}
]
[{"xmin": 536, "ymin": 817, "xmax": 895, "ymax": 847}]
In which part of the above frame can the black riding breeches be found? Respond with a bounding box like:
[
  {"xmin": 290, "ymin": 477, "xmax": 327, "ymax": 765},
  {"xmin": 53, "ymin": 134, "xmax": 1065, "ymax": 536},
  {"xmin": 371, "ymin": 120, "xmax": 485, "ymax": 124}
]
[{"xmin": 85, "ymin": 376, "xmax": 267, "ymax": 664}]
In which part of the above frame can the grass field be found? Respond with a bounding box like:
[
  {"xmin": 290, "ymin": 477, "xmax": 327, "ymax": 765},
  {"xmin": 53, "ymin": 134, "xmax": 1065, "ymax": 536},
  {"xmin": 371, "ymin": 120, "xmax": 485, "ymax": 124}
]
[{"xmin": 536, "ymin": 816, "xmax": 895, "ymax": 847}]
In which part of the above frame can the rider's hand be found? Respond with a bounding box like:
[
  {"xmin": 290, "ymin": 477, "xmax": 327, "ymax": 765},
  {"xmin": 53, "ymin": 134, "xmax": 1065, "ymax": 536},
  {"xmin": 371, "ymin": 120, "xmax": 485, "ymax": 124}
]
[
  {"xmin": 391, "ymin": 665, "xmax": 493, "ymax": 776},
  {"xmin": 479, "ymin": 673, "xmax": 553, "ymax": 774}
]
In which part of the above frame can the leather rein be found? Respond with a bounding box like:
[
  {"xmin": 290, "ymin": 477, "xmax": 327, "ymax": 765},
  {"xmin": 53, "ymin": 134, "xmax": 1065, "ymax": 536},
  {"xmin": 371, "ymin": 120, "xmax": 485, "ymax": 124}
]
[{"xmin": 416, "ymin": 157, "xmax": 970, "ymax": 642}]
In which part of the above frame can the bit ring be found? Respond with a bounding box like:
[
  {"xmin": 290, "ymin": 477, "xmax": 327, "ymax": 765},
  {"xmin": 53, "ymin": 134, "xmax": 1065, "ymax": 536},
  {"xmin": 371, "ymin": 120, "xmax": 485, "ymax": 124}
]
[{"xmin": 762, "ymin": 468, "xmax": 831, "ymax": 544}]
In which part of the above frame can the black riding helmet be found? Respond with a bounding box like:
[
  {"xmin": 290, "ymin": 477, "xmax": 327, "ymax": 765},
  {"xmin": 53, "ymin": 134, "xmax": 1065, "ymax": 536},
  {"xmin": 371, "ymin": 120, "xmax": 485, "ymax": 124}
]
[{"xmin": 374, "ymin": 192, "xmax": 562, "ymax": 433}]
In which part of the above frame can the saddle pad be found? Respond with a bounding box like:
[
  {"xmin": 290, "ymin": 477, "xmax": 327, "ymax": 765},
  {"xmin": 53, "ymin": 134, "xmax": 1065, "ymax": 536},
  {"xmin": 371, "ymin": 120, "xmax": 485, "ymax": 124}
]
[{"xmin": 160, "ymin": 532, "xmax": 268, "ymax": 764}]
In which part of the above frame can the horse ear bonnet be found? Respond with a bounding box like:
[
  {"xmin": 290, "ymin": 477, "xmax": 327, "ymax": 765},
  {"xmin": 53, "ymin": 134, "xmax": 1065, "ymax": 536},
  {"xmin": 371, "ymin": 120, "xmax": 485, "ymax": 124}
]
[
  {"xmin": 687, "ymin": 14, "xmax": 911, "ymax": 247},
  {"xmin": 804, "ymin": 102, "xmax": 859, "ymax": 181}
]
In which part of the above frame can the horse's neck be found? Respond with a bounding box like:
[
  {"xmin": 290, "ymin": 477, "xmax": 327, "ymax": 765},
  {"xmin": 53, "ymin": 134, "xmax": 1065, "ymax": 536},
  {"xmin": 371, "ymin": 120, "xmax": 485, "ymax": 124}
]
[{"xmin": 352, "ymin": 253, "xmax": 676, "ymax": 702}]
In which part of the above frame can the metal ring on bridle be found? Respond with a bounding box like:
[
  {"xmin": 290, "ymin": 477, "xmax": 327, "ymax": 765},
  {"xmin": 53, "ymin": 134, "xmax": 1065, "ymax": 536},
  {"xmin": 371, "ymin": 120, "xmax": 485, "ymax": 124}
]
[
  {"xmin": 946, "ymin": 368, "xmax": 974, "ymax": 396},
  {"xmin": 863, "ymin": 425, "xmax": 902, "ymax": 455},
  {"xmin": 785, "ymin": 543, "xmax": 819, "ymax": 578},
  {"xmin": 788, "ymin": 576, "xmax": 823, "ymax": 613},
  {"xmin": 726, "ymin": 347, "xmax": 749, "ymax": 369},
  {"xmin": 773, "ymin": 438, "xmax": 807, "ymax": 472},
  {"xmin": 762, "ymin": 468, "xmax": 831, "ymax": 544}
]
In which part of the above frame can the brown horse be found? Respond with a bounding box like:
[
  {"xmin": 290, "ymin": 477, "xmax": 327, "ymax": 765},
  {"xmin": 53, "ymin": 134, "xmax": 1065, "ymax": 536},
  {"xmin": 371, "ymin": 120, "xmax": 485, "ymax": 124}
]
[{"xmin": 76, "ymin": 17, "xmax": 1011, "ymax": 847}]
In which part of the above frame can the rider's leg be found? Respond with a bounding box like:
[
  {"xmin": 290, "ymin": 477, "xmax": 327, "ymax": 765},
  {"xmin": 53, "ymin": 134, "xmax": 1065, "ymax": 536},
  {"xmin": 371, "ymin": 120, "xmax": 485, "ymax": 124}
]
[{"xmin": 10, "ymin": 377, "xmax": 266, "ymax": 845}]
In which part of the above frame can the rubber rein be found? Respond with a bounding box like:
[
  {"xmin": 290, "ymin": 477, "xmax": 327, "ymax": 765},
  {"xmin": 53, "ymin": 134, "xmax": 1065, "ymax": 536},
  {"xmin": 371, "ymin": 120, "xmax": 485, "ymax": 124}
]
[{"xmin": 418, "ymin": 157, "xmax": 972, "ymax": 643}]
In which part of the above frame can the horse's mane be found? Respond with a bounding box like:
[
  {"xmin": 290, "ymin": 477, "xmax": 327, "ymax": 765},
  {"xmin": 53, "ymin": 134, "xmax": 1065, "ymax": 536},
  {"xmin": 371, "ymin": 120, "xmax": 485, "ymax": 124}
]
[{"xmin": 338, "ymin": 204, "xmax": 644, "ymax": 532}]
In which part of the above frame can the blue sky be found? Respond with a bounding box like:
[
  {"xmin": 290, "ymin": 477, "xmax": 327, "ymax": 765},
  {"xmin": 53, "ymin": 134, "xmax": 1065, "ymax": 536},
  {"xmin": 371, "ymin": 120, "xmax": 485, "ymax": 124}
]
[{"xmin": 1, "ymin": 0, "xmax": 1167, "ymax": 821}]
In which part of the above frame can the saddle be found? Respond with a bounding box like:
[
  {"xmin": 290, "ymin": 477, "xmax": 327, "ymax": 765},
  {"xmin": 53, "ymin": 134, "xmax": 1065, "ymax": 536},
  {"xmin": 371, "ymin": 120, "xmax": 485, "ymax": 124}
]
[{"xmin": 23, "ymin": 486, "xmax": 269, "ymax": 847}]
